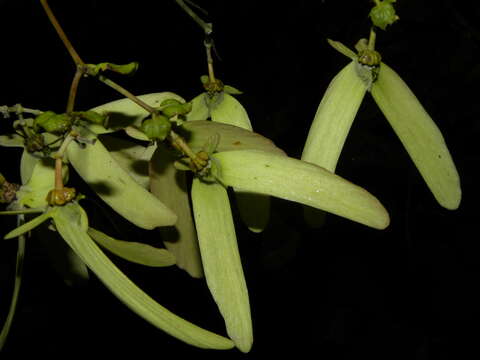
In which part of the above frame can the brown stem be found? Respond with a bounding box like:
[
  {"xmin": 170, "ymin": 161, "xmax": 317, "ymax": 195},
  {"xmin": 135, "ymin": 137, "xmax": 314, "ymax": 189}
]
[
  {"xmin": 40, "ymin": 0, "xmax": 84, "ymax": 66},
  {"xmin": 168, "ymin": 130, "xmax": 205, "ymax": 169},
  {"xmin": 97, "ymin": 75, "xmax": 157, "ymax": 113},
  {"xmin": 54, "ymin": 157, "xmax": 63, "ymax": 190},
  {"xmin": 66, "ymin": 67, "xmax": 83, "ymax": 113}
]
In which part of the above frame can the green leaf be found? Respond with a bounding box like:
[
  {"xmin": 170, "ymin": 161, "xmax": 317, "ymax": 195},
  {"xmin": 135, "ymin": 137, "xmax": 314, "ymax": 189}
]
[
  {"xmin": 181, "ymin": 121, "xmax": 285, "ymax": 156},
  {"xmin": 66, "ymin": 134, "xmax": 177, "ymax": 229},
  {"xmin": 213, "ymin": 150, "xmax": 390, "ymax": 230},
  {"xmin": 191, "ymin": 179, "xmax": 253, "ymax": 352},
  {"xmin": 0, "ymin": 217, "xmax": 26, "ymax": 350},
  {"xmin": 370, "ymin": 62, "xmax": 461, "ymax": 209},
  {"xmin": 88, "ymin": 227, "xmax": 176, "ymax": 267},
  {"xmin": 149, "ymin": 144, "xmax": 203, "ymax": 278},
  {"xmin": 4, "ymin": 210, "xmax": 56, "ymax": 239},
  {"xmin": 53, "ymin": 203, "xmax": 233, "ymax": 350}
]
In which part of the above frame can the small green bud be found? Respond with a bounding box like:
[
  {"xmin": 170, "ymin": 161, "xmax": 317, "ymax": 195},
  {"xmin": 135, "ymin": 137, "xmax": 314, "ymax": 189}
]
[
  {"xmin": 369, "ymin": 0, "xmax": 399, "ymax": 30},
  {"xmin": 141, "ymin": 114, "xmax": 171, "ymax": 141},
  {"xmin": 200, "ymin": 75, "xmax": 210, "ymax": 85},
  {"xmin": 34, "ymin": 111, "xmax": 72, "ymax": 134}
]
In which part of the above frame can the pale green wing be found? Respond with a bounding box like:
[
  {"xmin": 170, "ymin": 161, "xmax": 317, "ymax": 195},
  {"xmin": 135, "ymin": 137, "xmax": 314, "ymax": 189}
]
[
  {"xmin": 182, "ymin": 121, "xmax": 285, "ymax": 155},
  {"xmin": 88, "ymin": 227, "xmax": 175, "ymax": 267},
  {"xmin": 301, "ymin": 61, "xmax": 367, "ymax": 227},
  {"xmin": 100, "ymin": 134, "xmax": 156, "ymax": 189},
  {"xmin": 210, "ymin": 93, "xmax": 253, "ymax": 129},
  {"xmin": 149, "ymin": 144, "xmax": 203, "ymax": 278},
  {"xmin": 66, "ymin": 135, "xmax": 177, "ymax": 229},
  {"xmin": 53, "ymin": 203, "xmax": 234, "ymax": 350},
  {"xmin": 213, "ymin": 150, "xmax": 390, "ymax": 230},
  {"xmin": 302, "ymin": 61, "xmax": 367, "ymax": 172},
  {"xmin": 191, "ymin": 179, "xmax": 253, "ymax": 352},
  {"xmin": 371, "ymin": 63, "xmax": 461, "ymax": 209},
  {"xmin": 210, "ymin": 93, "xmax": 269, "ymax": 233},
  {"xmin": 0, "ymin": 217, "xmax": 26, "ymax": 350}
]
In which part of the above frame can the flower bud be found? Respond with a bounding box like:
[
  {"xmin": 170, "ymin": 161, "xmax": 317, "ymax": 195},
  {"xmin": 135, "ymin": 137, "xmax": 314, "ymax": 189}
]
[{"xmin": 141, "ymin": 114, "xmax": 171, "ymax": 141}]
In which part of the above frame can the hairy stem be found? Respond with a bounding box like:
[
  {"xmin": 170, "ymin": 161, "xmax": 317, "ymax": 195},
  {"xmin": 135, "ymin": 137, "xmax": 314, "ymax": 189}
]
[{"xmin": 40, "ymin": 0, "xmax": 84, "ymax": 66}]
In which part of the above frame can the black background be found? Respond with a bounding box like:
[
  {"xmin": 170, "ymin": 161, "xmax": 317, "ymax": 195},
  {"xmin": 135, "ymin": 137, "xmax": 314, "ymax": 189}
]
[{"xmin": 0, "ymin": 0, "xmax": 478, "ymax": 358}]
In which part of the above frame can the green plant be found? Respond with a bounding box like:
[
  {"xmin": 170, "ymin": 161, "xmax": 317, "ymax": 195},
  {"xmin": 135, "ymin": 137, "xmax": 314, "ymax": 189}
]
[{"xmin": 0, "ymin": 0, "xmax": 460, "ymax": 354}]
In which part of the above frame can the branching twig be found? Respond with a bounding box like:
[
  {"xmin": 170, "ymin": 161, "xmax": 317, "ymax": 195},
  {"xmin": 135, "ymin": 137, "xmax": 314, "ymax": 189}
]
[{"xmin": 175, "ymin": 0, "xmax": 212, "ymax": 35}]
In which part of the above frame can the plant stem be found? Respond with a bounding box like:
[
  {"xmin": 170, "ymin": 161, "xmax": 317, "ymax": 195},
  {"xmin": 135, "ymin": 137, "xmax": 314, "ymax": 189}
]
[
  {"xmin": 40, "ymin": 0, "xmax": 84, "ymax": 66},
  {"xmin": 175, "ymin": 0, "xmax": 212, "ymax": 35},
  {"xmin": 66, "ymin": 68, "xmax": 83, "ymax": 113},
  {"xmin": 205, "ymin": 40, "xmax": 216, "ymax": 84},
  {"xmin": 97, "ymin": 75, "xmax": 157, "ymax": 114},
  {"xmin": 368, "ymin": 28, "xmax": 377, "ymax": 50}
]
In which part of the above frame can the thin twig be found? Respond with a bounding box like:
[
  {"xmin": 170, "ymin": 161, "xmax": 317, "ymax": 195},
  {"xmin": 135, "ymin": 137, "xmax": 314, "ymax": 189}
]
[
  {"xmin": 97, "ymin": 75, "xmax": 157, "ymax": 113},
  {"xmin": 205, "ymin": 39, "xmax": 216, "ymax": 83},
  {"xmin": 66, "ymin": 68, "xmax": 83, "ymax": 113},
  {"xmin": 39, "ymin": 0, "xmax": 84, "ymax": 66},
  {"xmin": 175, "ymin": 0, "xmax": 212, "ymax": 35}
]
